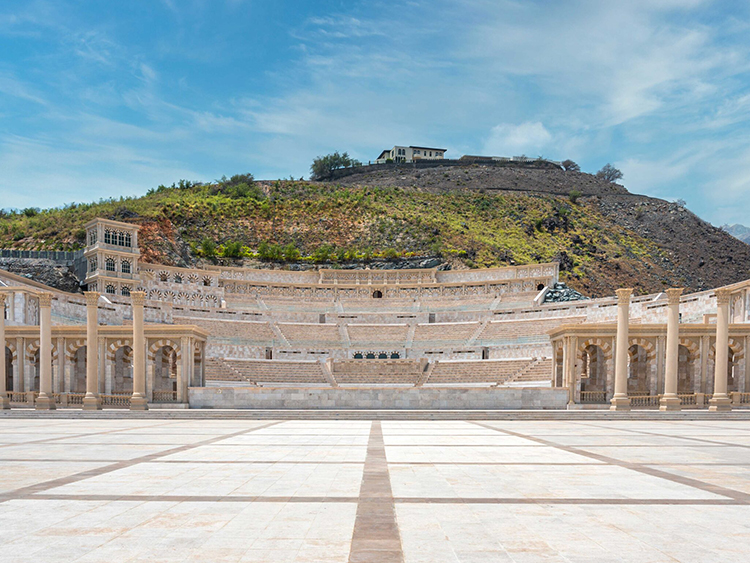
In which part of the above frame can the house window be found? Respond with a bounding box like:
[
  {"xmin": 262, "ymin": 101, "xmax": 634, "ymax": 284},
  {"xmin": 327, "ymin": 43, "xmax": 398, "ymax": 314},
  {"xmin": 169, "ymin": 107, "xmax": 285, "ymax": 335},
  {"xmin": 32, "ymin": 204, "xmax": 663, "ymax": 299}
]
[
  {"xmin": 105, "ymin": 285, "xmax": 116, "ymax": 295},
  {"xmin": 121, "ymin": 286, "xmax": 131, "ymax": 297},
  {"xmin": 117, "ymin": 231, "xmax": 125, "ymax": 246},
  {"xmin": 89, "ymin": 258, "xmax": 97, "ymax": 272},
  {"xmin": 104, "ymin": 230, "xmax": 113, "ymax": 244},
  {"xmin": 105, "ymin": 257, "xmax": 116, "ymax": 272},
  {"xmin": 429, "ymin": 151, "xmax": 433, "ymax": 156},
  {"xmin": 174, "ymin": 274, "xmax": 182, "ymax": 284},
  {"xmin": 121, "ymin": 260, "xmax": 131, "ymax": 274},
  {"xmin": 124, "ymin": 233, "xmax": 132, "ymax": 248},
  {"xmin": 88, "ymin": 230, "xmax": 97, "ymax": 245}
]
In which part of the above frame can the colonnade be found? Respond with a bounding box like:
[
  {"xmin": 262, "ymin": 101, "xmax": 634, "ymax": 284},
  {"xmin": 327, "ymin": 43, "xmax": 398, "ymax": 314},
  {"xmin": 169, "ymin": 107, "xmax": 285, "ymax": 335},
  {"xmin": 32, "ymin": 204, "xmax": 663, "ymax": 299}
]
[
  {"xmin": 609, "ymin": 287, "xmax": 734, "ymax": 411},
  {"xmin": 0, "ymin": 290, "xmax": 206, "ymax": 410}
]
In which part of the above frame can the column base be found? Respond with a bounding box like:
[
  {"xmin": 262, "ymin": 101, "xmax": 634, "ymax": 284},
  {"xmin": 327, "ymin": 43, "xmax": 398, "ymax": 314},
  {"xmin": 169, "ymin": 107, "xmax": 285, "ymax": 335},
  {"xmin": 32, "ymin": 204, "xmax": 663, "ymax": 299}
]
[
  {"xmin": 82, "ymin": 395, "xmax": 102, "ymax": 410},
  {"xmin": 709, "ymin": 394, "xmax": 732, "ymax": 412},
  {"xmin": 0, "ymin": 394, "xmax": 10, "ymax": 410},
  {"xmin": 35, "ymin": 394, "xmax": 57, "ymax": 410},
  {"xmin": 130, "ymin": 395, "xmax": 149, "ymax": 411},
  {"xmin": 659, "ymin": 395, "xmax": 682, "ymax": 411},
  {"xmin": 610, "ymin": 395, "xmax": 631, "ymax": 411}
]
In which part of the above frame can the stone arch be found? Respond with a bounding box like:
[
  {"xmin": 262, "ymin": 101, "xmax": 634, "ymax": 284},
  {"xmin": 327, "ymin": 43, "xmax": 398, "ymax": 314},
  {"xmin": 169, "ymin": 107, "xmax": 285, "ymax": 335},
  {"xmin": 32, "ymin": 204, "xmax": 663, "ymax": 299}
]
[
  {"xmin": 579, "ymin": 342, "xmax": 608, "ymax": 394},
  {"xmin": 148, "ymin": 339, "xmax": 182, "ymax": 362},
  {"xmin": 577, "ymin": 338, "xmax": 613, "ymax": 361},
  {"xmin": 106, "ymin": 339, "xmax": 133, "ymax": 361},
  {"xmin": 65, "ymin": 339, "xmax": 87, "ymax": 362},
  {"xmin": 111, "ymin": 345, "xmax": 133, "ymax": 394},
  {"xmin": 629, "ymin": 338, "xmax": 657, "ymax": 361},
  {"xmin": 627, "ymin": 344, "xmax": 651, "ymax": 395},
  {"xmin": 677, "ymin": 342, "xmax": 697, "ymax": 394}
]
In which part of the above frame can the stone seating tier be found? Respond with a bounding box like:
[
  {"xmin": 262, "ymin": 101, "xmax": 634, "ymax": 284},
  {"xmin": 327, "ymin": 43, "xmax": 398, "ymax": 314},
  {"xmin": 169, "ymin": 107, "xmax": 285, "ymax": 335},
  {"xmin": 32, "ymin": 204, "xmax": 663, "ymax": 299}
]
[
  {"xmin": 332, "ymin": 359, "xmax": 424, "ymax": 385},
  {"xmin": 220, "ymin": 359, "xmax": 329, "ymax": 385},
  {"xmin": 425, "ymin": 359, "xmax": 533, "ymax": 385}
]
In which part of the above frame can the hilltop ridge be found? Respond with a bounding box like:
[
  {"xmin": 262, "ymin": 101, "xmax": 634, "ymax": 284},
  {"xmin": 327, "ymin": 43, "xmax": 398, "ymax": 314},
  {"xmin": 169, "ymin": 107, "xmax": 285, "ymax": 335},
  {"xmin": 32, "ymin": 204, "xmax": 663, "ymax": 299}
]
[{"xmin": 1, "ymin": 163, "xmax": 748, "ymax": 298}]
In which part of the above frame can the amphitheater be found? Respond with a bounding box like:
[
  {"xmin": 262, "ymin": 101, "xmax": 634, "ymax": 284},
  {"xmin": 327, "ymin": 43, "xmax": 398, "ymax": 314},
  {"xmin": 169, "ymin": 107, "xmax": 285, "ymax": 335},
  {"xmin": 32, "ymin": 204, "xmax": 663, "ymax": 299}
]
[{"xmin": 1, "ymin": 217, "xmax": 749, "ymax": 412}]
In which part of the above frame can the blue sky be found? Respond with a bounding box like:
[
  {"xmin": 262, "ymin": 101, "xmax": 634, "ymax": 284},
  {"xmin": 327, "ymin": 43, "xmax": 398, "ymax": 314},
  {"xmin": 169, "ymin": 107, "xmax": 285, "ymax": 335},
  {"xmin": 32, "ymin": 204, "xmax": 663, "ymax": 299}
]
[{"xmin": 1, "ymin": 1, "xmax": 750, "ymax": 225}]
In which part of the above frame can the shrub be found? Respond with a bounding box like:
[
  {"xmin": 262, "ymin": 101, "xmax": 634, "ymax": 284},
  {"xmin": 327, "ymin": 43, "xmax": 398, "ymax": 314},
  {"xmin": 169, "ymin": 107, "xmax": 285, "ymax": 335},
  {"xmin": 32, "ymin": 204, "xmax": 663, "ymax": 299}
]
[
  {"xmin": 561, "ymin": 159, "xmax": 580, "ymax": 172},
  {"xmin": 222, "ymin": 241, "xmax": 243, "ymax": 258},
  {"xmin": 200, "ymin": 238, "xmax": 216, "ymax": 257},
  {"xmin": 568, "ymin": 190, "xmax": 582, "ymax": 204},
  {"xmin": 596, "ymin": 164, "xmax": 623, "ymax": 183}
]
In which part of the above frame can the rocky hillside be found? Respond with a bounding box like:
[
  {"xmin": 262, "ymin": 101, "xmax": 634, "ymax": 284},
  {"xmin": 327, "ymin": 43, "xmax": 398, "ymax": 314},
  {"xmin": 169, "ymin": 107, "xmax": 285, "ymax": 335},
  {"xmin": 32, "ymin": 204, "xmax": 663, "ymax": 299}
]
[{"xmin": 1, "ymin": 164, "xmax": 749, "ymax": 298}]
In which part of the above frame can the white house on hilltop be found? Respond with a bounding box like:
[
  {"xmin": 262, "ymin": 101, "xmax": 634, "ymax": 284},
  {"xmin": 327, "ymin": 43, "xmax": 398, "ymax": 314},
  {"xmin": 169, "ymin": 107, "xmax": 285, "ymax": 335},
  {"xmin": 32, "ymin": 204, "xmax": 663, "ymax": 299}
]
[{"xmin": 375, "ymin": 145, "xmax": 446, "ymax": 164}]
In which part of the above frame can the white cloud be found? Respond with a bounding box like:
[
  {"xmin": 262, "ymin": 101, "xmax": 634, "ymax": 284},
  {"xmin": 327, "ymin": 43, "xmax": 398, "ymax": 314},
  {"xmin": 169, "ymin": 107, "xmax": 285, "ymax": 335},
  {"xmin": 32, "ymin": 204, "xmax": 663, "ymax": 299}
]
[{"xmin": 483, "ymin": 122, "xmax": 552, "ymax": 157}]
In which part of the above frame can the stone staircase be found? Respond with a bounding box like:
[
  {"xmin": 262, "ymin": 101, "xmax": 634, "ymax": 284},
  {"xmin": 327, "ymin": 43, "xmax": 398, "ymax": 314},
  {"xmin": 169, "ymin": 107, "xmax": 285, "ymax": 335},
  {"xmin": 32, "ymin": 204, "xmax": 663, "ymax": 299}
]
[
  {"xmin": 204, "ymin": 357, "xmax": 249, "ymax": 383},
  {"xmin": 502, "ymin": 358, "xmax": 553, "ymax": 387}
]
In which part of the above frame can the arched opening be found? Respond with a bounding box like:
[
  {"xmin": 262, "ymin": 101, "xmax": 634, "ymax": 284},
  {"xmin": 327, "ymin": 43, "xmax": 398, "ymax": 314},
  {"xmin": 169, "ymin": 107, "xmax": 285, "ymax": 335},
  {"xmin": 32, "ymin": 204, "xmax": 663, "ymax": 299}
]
[
  {"xmin": 5, "ymin": 347, "xmax": 13, "ymax": 392},
  {"xmin": 72, "ymin": 347, "xmax": 87, "ymax": 393},
  {"xmin": 154, "ymin": 346, "xmax": 178, "ymax": 392},
  {"xmin": 728, "ymin": 348, "xmax": 738, "ymax": 393},
  {"xmin": 555, "ymin": 346, "xmax": 564, "ymax": 388},
  {"xmin": 677, "ymin": 345, "xmax": 695, "ymax": 394},
  {"xmin": 627, "ymin": 345, "xmax": 649, "ymax": 395},
  {"xmin": 378, "ymin": 352, "xmax": 388, "ymax": 359},
  {"xmin": 537, "ymin": 283, "xmax": 545, "ymax": 291},
  {"xmin": 372, "ymin": 290, "xmax": 383, "ymax": 299},
  {"xmin": 390, "ymin": 352, "xmax": 400, "ymax": 359},
  {"xmin": 113, "ymin": 346, "xmax": 133, "ymax": 394},
  {"xmin": 580, "ymin": 345, "xmax": 605, "ymax": 393},
  {"xmin": 30, "ymin": 349, "xmax": 40, "ymax": 392},
  {"xmin": 365, "ymin": 352, "xmax": 376, "ymax": 359},
  {"xmin": 354, "ymin": 352, "xmax": 363, "ymax": 359}
]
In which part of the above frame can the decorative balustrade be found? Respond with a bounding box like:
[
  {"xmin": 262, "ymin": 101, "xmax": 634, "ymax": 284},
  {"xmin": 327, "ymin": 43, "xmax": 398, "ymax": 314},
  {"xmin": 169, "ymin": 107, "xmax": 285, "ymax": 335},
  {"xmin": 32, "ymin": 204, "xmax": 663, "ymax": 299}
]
[
  {"xmin": 153, "ymin": 390, "xmax": 178, "ymax": 402},
  {"xmin": 67, "ymin": 393, "xmax": 85, "ymax": 405},
  {"xmin": 732, "ymin": 392, "xmax": 750, "ymax": 405},
  {"xmin": 101, "ymin": 394, "xmax": 130, "ymax": 407},
  {"xmin": 8, "ymin": 391, "xmax": 30, "ymax": 404},
  {"xmin": 678, "ymin": 393, "xmax": 697, "ymax": 406},
  {"xmin": 580, "ymin": 391, "xmax": 607, "ymax": 403},
  {"xmin": 629, "ymin": 395, "xmax": 660, "ymax": 408}
]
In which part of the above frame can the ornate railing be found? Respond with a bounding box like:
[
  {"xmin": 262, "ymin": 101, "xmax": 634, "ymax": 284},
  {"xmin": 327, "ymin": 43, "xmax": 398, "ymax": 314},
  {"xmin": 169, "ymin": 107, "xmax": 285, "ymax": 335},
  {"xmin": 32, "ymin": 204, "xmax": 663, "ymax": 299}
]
[
  {"xmin": 8, "ymin": 391, "xmax": 30, "ymax": 404},
  {"xmin": 153, "ymin": 390, "xmax": 178, "ymax": 402},
  {"xmin": 580, "ymin": 391, "xmax": 607, "ymax": 403},
  {"xmin": 732, "ymin": 392, "xmax": 750, "ymax": 405},
  {"xmin": 678, "ymin": 393, "xmax": 697, "ymax": 406},
  {"xmin": 67, "ymin": 393, "xmax": 85, "ymax": 405},
  {"xmin": 101, "ymin": 394, "xmax": 130, "ymax": 407},
  {"xmin": 629, "ymin": 395, "xmax": 660, "ymax": 408}
]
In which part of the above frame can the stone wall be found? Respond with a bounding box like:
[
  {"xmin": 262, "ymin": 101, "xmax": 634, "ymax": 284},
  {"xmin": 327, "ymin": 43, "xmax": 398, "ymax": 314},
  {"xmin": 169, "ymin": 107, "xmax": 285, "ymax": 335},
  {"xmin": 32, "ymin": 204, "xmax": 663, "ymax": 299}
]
[{"xmin": 188, "ymin": 386, "xmax": 569, "ymax": 410}]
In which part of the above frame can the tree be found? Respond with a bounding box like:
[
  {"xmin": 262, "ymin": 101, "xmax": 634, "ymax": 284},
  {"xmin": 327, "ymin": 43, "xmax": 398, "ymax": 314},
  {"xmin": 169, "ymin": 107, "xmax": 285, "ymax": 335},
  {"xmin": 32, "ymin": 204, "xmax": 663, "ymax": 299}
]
[
  {"xmin": 310, "ymin": 151, "xmax": 362, "ymax": 180},
  {"xmin": 596, "ymin": 163, "xmax": 623, "ymax": 183},
  {"xmin": 561, "ymin": 159, "xmax": 580, "ymax": 172}
]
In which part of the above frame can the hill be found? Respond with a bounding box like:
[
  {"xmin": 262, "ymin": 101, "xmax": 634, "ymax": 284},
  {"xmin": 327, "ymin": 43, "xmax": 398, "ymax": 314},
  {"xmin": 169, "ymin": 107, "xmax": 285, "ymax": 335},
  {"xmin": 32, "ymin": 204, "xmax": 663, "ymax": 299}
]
[
  {"xmin": 723, "ymin": 224, "xmax": 750, "ymax": 245},
  {"xmin": 1, "ymin": 164, "xmax": 749, "ymax": 297}
]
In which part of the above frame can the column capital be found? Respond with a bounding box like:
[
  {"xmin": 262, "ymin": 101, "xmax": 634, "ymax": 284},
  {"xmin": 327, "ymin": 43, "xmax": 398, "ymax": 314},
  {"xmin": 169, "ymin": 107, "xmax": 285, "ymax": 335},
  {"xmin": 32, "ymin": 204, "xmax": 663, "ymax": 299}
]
[
  {"xmin": 130, "ymin": 291, "xmax": 146, "ymax": 307},
  {"xmin": 715, "ymin": 288, "xmax": 731, "ymax": 306},
  {"xmin": 84, "ymin": 291, "xmax": 101, "ymax": 306},
  {"xmin": 615, "ymin": 288, "xmax": 633, "ymax": 302},
  {"xmin": 665, "ymin": 288, "xmax": 683, "ymax": 305},
  {"xmin": 38, "ymin": 292, "xmax": 53, "ymax": 308}
]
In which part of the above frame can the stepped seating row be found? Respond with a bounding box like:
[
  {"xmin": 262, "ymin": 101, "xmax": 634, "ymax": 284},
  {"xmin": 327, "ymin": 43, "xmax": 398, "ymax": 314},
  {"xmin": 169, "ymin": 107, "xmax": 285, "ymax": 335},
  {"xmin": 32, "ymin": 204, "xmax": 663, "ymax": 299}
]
[
  {"xmin": 175, "ymin": 317, "xmax": 276, "ymax": 343},
  {"xmin": 332, "ymin": 359, "xmax": 424, "ymax": 385},
  {"xmin": 411, "ymin": 322, "xmax": 480, "ymax": 344},
  {"xmin": 476, "ymin": 316, "xmax": 585, "ymax": 342},
  {"xmin": 347, "ymin": 324, "xmax": 409, "ymax": 345},
  {"xmin": 513, "ymin": 358, "xmax": 553, "ymax": 383},
  {"xmin": 204, "ymin": 357, "xmax": 246, "ymax": 382},
  {"xmin": 425, "ymin": 359, "xmax": 532, "ymax": 385},
  {"xmin": 277, "ymin": 323, "xmax": 341, "ymax": 344},
  {"xmin": 220, "ymin": 359, "xmax": 329, "ymax": 386}
]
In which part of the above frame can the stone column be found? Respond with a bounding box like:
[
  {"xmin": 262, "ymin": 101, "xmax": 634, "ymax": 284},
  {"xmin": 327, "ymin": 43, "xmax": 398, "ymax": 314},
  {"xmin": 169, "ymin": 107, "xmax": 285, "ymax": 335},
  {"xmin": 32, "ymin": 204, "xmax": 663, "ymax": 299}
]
[
  {"xmin": 0, "ymin": 293, "xmax": 9, "ymax": 409},
  {"xmin": 83, "ymin": 292, "xmax": 102, "ymax": 410},
  {"xmin": 35, "ymin": 293, "xmax": 56, "ymax": 410},
  {"xmin": 660, "ymin": 288, "xmax": 683, "ymax": 411},
  {"xmin": 611, "ymin": 288, "xmax": 632, "ymax": 411},
  {"xmin": 710, "ymin": 288, "xmax": 732, "ymax": 412},
  {"xmin": 130, "ymin": 292, "xmax": 148, "ymax": 410}
]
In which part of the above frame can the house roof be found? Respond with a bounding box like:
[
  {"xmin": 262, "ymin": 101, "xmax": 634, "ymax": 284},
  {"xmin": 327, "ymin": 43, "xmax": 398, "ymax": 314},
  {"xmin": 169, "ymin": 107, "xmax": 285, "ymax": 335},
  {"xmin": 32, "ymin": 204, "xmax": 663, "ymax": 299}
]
[
  {"xmin": 376, "ymin": 149, "xmax": 391, "ymax": 160},
  {"xmin": 409, "ymin": 146, "xmax": 446, "ymax": 151}
]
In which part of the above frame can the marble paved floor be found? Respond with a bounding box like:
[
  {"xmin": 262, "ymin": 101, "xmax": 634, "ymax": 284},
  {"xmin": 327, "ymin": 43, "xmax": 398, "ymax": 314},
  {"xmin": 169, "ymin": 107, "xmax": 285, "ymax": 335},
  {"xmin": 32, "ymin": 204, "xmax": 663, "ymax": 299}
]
[{"xmin": 1, "ymin": 419, "xmax": 750, "ymax": 562}]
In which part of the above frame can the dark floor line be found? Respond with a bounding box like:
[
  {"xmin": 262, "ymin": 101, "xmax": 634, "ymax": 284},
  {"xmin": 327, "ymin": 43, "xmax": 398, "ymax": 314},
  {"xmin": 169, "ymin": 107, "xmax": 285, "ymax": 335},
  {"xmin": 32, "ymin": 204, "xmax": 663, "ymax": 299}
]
[
  {"xmin": 0, "ymin": 420, "xmax": 284, "ymax": 504},
  {"xmin": 348, "ymin": 421, "xmax": 404, "ymax": 563},
  {"xmin": 577, "ymin": 421, "xmax": 750, "ymax": 450},
  {"xmin": 18, "ymin": 493, "xmax": 745, "ymax": 506},
  {"xmin": 471, "ymin": 422, "xmax": 750, "ymax": 503}
]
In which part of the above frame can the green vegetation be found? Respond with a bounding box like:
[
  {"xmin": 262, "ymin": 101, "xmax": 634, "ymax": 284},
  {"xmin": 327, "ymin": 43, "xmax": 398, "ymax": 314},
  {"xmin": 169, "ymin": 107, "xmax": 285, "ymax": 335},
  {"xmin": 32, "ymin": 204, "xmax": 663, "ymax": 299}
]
[
  {"xmin": 0, "ymin": 177, "xmax": 668, "ymax": 289},
  {"xmin": 310, "ymin": 151, "xmax": 362, "ymax": 180}
]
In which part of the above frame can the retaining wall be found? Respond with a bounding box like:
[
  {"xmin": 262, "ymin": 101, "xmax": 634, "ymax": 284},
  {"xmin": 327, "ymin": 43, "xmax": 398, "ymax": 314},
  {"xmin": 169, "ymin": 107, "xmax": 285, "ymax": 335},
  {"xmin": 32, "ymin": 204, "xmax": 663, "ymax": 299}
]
[{"xmin": 189, "ymin": 386, "xmax": 568, "ymax": 410}]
